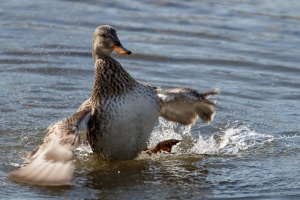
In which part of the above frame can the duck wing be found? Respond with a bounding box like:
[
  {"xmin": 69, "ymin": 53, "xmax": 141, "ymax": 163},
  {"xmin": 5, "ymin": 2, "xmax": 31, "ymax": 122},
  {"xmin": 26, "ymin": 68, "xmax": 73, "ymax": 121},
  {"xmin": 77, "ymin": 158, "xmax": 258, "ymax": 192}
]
[
  {"xmin": 158, "ymin": 88, "xmax": 219, "ymax": 125},
  {"xmin": 9, "ymin": 109, "xmax": 91, "ymax": 186},
  {"xmin": 77, "ymin": 98, "xmax": 91, "ymax": 112}
]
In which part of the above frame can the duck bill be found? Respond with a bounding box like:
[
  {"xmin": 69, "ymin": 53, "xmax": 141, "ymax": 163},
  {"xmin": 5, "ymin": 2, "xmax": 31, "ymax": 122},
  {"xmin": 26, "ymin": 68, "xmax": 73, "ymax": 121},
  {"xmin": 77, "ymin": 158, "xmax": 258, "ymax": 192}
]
[{"xmin": 111, "ymin": 44, "xmax": 132, "ymax": 55}]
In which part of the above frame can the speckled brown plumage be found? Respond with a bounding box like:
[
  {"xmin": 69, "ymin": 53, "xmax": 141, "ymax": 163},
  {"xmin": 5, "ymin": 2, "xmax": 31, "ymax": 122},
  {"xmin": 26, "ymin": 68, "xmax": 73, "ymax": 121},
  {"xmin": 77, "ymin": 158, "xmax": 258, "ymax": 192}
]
[{"xmin": 90, "ymin": 56, "xmax": 137, "ymax": 104}]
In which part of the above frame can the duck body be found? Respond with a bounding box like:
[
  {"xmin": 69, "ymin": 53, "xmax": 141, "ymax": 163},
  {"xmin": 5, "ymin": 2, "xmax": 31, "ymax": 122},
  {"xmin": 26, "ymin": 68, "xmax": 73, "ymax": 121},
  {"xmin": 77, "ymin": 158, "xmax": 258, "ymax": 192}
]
[{"xmin": 88, "ymin": 56, "xmax": 160, "ymax": 160}]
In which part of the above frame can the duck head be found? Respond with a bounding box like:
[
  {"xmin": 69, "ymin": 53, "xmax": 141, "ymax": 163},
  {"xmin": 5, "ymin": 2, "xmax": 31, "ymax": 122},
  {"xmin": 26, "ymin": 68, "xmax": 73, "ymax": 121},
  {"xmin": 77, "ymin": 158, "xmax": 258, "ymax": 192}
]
[{"xmin": 92, "ymin": 25, "xmax": 131, "ymax": 60}]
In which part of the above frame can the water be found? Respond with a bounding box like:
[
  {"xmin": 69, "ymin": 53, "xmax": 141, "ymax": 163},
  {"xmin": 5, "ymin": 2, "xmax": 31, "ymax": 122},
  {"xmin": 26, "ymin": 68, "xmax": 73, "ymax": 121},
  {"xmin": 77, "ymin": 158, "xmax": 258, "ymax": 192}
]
[{"xmin": 1, "ymin": 0, "xmax": 300, "ymax": 199}]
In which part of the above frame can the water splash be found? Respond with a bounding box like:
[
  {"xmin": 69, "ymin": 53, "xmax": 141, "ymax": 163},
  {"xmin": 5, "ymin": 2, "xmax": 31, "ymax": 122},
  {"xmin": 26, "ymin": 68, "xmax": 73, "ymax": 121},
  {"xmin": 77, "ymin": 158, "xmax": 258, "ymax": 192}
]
[
  {"xmin": 76, "ymin": 137, "xmax": 93, "ymax": 155},
  {"xmin": 149, "ymin": 118, "xmax": 274, "ymax": 157},
  {"xmin": 147, "ymin": 117, "xmax": 191, "ymax": 149},
  {"xmin": 191, "ymin": 124, "xmax": 274, "ymax": 156}
]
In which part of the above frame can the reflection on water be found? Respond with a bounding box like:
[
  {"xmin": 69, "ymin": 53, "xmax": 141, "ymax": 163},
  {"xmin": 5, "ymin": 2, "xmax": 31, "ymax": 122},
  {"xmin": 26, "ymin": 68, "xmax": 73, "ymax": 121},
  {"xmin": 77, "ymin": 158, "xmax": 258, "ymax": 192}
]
[{"xmin": 1, "ymin": 0, "xmax": 300, "ymax": 199}]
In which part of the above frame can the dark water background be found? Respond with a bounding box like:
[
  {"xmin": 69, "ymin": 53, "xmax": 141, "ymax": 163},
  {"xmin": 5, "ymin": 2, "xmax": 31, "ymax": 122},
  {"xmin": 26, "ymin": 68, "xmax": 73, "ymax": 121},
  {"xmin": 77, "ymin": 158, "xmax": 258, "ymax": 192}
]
[{"xmin": 1, "ymin": 0, "xmax": 300, "ymax": 199}]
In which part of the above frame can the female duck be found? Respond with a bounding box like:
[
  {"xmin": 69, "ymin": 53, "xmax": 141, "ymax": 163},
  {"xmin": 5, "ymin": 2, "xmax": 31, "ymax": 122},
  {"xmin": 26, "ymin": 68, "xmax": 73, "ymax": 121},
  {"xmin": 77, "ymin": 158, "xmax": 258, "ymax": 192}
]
[{"xmin": 10, "ymin": 25, "xmax": 219, "ymax": 186}]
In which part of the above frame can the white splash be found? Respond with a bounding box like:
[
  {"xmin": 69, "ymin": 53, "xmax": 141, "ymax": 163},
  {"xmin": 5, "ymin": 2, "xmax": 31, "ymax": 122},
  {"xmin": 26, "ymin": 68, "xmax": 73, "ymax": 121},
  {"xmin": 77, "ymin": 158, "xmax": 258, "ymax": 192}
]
[
  {"xmin": 191, "ymin": 124, "xmax": 274, "ymax": 156},
  {"xmin": 76, "ymin": 132, "xmax": 93, "ymax": 155},
  {"xmin": 149, "ymin": 118, "xmax": 274, "ymax": 156},
  {"xmin": 147, "ymin": 117, "xmax": 191, "ymax": 149}
]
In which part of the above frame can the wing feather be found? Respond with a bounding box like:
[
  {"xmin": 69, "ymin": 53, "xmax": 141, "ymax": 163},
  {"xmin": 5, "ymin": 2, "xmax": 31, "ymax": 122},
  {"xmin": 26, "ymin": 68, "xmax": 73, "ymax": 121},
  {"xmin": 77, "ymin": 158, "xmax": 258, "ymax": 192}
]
[
  {"xmin": 159, "ymin": 88, "xmax": 219, "ymax": 125},
  {"xmin": 9, "ymin": 109, "xmax": 90, "ymax": 186}
]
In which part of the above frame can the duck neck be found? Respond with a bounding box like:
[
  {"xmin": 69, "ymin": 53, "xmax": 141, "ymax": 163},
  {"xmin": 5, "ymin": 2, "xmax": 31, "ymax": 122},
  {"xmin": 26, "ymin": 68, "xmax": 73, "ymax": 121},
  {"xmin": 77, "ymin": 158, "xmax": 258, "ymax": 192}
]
[
  {"xmin": 92, "ymin": 50, "xmax": 112, "ymax": 63},
  {"xmin": 92, "ymin": 52, "xmax": 99, "ymax": 63},
  {"xmin": 90, "ymin": 55, "xmax": 136, "ymax": 104}
]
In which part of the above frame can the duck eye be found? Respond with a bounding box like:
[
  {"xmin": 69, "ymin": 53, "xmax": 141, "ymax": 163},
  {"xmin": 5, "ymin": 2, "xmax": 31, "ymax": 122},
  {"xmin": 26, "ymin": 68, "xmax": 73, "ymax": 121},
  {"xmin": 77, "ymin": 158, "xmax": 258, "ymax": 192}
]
[{"xmin": 100, "ymin": 33, "xmax": 107, "ymax": 38}]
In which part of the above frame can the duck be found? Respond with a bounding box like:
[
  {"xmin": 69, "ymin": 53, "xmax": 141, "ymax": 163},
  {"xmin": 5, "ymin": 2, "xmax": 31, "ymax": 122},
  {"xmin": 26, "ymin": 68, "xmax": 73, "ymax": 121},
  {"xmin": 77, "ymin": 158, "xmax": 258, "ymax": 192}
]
[{"xmin": 9, "ymin": 25, "xmax": 219, "ymax": 186}]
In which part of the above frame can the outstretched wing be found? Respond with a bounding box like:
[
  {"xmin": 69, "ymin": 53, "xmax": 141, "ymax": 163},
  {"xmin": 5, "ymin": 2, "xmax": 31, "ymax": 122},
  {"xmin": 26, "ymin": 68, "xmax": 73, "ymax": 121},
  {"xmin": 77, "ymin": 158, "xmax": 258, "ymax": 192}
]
[
  {"xmin": 9, "ymin": 109, "xmax": 91, "ymax": 186},
  {"xmin": 158, "ymin": 88, "xmax": 219, "ymax": 125}
]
